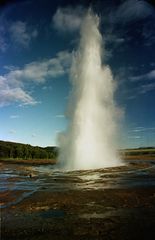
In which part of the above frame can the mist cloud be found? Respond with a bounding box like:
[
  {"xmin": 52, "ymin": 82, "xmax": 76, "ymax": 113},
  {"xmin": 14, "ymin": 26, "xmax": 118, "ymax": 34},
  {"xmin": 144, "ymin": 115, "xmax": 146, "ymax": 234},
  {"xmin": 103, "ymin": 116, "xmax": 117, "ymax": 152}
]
[
  {"xmin": 9, "ymin": 21, "xmax": 38, "ymax": 47},
  {"xmin": 53, "ymin": 6, "xmax": 85, "ymax": 32}
]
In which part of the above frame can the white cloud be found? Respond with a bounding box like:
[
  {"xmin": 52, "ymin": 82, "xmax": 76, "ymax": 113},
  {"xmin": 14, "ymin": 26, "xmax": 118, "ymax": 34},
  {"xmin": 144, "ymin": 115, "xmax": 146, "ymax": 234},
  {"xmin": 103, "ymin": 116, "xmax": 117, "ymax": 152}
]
[
  {"xmin": 53, "ymin": 6, "xmax": 85, "ymax": 32},
  {"xmin": 0, "ymin": 50, "xmax": 71, "ymax": 107},
  {"xmin": 140, "ymin": 82, "xmax": 155, "ymax": 94},
  {"xmin": 127, "ymin": 82, "xmax": 155, "ymax": 99},
  {"xmin": 150, "ymin": 63, "xmax": 155, "ymax": 67},
  {"xmin": 115, "ymin": 0, "xmax": 154, "ymax": 24},
  {"xmin": 55, "ymin": 130, "xmax": 61, "ymax": 134},
  {"xmin": 142, "ymin": 22, "xmax": 155, "ymax": 47},
  {"xmin": 55, "ymin": 114, "xmax": 65, "ymax": 118},
  {"xmin": 147, "ymin": 70, "xmax": 155, "ymax": 79},
  {"xmin": 10, "ymin": 115, "xmax": 20, "ymax": 119},
  {"xmin": 125, "ymin": 68, "xmax": 155, "ymax": 99},
  {"xmin": 128, "ymin": 135, "xmax": 141, "ymax": 139},
  {"xmin": 9, "ymin": 21, "xmax": 38, "ymax": 47},
  {"xmin": 42, "ymin": 85, "xmax": 52, "ymax": 91},
  {"xmin": 0, "ymin": 16, "xmax": 8, "ymax": 52},
  {"xmin": 5, "ymin": 50, "xmax": 71, "ymax": 84},
  {"xmin": 128, "ymin": 127, "xmax": 155, "ymax": 133},
  {"xmin": 0, "ymin": 72, "xmax": 37, "ymax": 106},
  {"xmin": 104, "ymin": 33, "xmax": 125, "ymax": 44},
  {"xmin": 0, "ymin": 13, "xmax": 38, "ymax": 51},
  {"xmin": 130, "ymin": 69, "xmax": 155, "ymax": 82},
  {"xmin": 0, "ymin": 35, "xmax": 8, "ymax": 52},
  {"xmin": 0, "ymin": 87, "xmax": 37, "ymax": 107}
]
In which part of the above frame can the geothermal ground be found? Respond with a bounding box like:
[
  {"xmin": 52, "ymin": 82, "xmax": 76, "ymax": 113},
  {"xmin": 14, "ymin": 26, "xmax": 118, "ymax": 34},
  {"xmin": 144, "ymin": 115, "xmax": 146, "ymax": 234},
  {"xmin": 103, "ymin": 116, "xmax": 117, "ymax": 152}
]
[{"xmin": 1, "ymin": 160, "xmax": 155, "ymax": 240}]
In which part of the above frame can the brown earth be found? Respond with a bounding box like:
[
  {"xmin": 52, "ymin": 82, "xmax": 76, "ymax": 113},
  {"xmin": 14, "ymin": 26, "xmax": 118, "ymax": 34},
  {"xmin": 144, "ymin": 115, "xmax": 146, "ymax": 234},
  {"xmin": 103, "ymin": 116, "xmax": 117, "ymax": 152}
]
[
  {"xmin": 1, "ymin": 161, "xmax": 155, "ymax": 240},
  {"xmin": 123, "ymin": 155, "xmax": 155, "ymax": 160},
  {"xmin": 0, "ymin": 158, "xmax": 56, "ymax": 165}
]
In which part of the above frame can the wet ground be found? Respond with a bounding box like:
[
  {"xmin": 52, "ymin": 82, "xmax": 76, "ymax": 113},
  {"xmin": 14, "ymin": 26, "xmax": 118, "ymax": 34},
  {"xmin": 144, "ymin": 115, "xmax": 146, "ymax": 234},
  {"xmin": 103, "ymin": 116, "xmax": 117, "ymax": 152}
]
[{"xmin": 1, "ymin": 160, "xmax": 155, "ymax": 240}]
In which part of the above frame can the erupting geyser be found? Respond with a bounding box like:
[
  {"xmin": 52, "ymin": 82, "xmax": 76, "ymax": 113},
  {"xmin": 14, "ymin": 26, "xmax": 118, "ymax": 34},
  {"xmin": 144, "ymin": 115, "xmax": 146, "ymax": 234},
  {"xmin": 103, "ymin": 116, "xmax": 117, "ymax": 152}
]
[{"xmin": 58, "ymin": 10, "xmax": 122, "ymax": 170}]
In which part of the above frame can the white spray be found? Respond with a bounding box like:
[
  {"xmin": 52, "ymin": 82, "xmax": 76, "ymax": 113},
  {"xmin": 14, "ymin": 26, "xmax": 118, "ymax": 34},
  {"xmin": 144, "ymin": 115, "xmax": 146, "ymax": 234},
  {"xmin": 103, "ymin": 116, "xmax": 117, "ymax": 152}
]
[{"xmin": 58, "ymin": 10, "xmax": 122, "ymax": 170}]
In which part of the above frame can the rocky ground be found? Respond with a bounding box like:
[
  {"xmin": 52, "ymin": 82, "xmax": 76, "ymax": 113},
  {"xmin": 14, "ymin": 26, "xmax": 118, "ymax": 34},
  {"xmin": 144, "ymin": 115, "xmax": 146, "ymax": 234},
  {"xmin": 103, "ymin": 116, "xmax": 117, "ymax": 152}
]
[{"xmin": 1, "ymin": 160, "xmax": 155, "ymax": 240}]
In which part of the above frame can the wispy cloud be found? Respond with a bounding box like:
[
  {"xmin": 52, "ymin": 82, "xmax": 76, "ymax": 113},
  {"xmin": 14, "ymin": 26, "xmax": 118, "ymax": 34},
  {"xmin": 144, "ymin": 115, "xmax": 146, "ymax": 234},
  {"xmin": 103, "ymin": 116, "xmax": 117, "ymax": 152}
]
[
  {"xmin": 0, "ymin": 35, "xmax": 8, "ymax": 52},
  {"xmin": 0, "ymin": 87, "xmax": 37, "ymax": 107},
  {"xmin": 128, "ymin": 135, "xmax": 141, "ymax": 139},
  {"xmin": 9, "ymin": 21, "xmax": 38, "ymax": 47},
  {"xmin": 130, "ymin": 69, "xmax": 155, "ymax": 82},
  {"xmin": 142, "ymin": 23, "xmax": 155, "ymax": 47},
  {"xmin": 0, "ymin": 50, "xmax": 71, "ymax": 107},
  {"xmin": 140, "ymin": 82, "xmax": 155, "ymax": 94},
  {"xmin": 150, "ymin": 63, "xmax": 155, "ymax": 67},
  {"xmin": 127, "ymin": 82, "xmax": 155, "ymax": 100},
  {"xmin": 55, "ymin": 114, "xmax": 65, "ymax": 118},
  {"xmin": 115, "ymin": 0, "xmax": 154, "ymax": 24},
  {"xmin": 128, "ymin": 127, "xmax": 155, "ymax": 133},
  {"xmin": 31, "ymin": 133, "xmax": 37, "ymax": 138},
  {"xmin": 0, "ymin": 13, "xmax": 8, "ymax": 52},
  {"xmin": 0, "ymin": 13, "xmax": 38, "ymax": 52},
  {"xmin": 127, "ymin": 126, "xmax": 155, "ymax": 141},
  {"xmin": 0, "ymin": 73, "xmax": 38, "ymax": 106},
  {"xmin": 105, "ymin": 0, "xmax": 155, "ymax": 51},
  {"xmin": 10, "ymin": 115, "xmax": 20, "ymax": 119},
  {"xmin": 53, "ymin": 6, "xmax": 85, "ymax": 32},
  {"xmin": 9, "ymin": 129, "xmax": 16, "ymax": 134},
  {"xmin": 55, "ymin": 130, "xmax": 61, "ymax": 134}
]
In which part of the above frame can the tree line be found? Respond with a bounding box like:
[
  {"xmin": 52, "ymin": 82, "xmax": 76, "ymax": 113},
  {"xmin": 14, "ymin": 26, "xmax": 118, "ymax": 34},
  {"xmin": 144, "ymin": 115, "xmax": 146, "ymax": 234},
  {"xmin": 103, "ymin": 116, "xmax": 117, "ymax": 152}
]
[{"xmin": 0, "ymin": 140, "xmax": 58, "ymax": 160}]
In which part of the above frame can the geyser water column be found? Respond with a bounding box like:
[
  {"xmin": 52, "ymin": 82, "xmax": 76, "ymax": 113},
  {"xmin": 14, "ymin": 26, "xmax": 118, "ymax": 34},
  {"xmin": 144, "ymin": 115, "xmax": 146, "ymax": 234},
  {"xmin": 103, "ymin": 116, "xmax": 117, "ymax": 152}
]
[{"xmin": 58, "ymin": 10, "xmax": 122, "ymax": 170}]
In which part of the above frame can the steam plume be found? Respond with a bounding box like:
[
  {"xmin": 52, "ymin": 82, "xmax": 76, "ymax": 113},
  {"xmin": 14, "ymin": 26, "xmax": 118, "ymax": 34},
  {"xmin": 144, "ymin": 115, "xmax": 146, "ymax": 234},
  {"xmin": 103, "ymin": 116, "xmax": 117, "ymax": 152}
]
[{"xmin": 58, "ymin": 10, "xmax": 122, "ymax": 170}]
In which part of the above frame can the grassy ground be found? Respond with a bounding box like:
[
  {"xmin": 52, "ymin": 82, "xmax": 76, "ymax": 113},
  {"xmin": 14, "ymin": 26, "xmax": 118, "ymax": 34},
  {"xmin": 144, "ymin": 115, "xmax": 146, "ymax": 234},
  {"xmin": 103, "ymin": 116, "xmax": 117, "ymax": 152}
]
[{"xmin": 120, "ymin": 148, "xmax": 155, "ymax": 160}]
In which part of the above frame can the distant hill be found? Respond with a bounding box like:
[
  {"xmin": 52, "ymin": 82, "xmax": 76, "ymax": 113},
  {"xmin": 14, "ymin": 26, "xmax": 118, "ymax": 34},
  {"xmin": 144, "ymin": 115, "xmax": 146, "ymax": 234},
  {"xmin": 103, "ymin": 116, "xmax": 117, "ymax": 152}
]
[{"xmin": 0, "ymin": 140, "xmax": 58, "ymax": 161}]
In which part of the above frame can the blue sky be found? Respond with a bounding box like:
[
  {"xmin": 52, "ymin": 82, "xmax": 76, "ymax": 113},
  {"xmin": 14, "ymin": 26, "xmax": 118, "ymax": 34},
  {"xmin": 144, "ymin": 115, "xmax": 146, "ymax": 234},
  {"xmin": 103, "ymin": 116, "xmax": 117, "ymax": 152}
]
[{"xmin": 0, "ymin": 0, "xmax": 155, "ymax": 148}]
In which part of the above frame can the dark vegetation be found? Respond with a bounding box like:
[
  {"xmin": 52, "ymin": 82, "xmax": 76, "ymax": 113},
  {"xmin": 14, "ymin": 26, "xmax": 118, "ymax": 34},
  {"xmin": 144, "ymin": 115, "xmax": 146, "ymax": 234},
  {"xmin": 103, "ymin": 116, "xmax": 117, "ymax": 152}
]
[
  {"xmin": 0, "ymin": 140, "xmax": 58, "ymax": 161},
  {"xmin": 0, "ymin": 140, "xmax": 154, "ymax": 164},
  {"xmin": 121, "ymin": 147, "xmax": 155, "ymax": 156}
]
